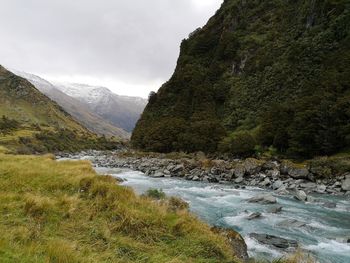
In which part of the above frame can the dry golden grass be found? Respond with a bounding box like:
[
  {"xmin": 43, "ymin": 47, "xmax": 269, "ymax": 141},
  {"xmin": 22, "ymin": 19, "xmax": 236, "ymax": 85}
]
[{"xmin": 0, "ymin": 153, "xmax": 239, "ymax": 263}]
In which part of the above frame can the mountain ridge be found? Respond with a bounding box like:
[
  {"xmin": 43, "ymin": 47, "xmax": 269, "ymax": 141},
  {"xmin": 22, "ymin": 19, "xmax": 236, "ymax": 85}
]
[{"xmin": 13, "ymin": 70, "xmax": 130, "ymax": 139}]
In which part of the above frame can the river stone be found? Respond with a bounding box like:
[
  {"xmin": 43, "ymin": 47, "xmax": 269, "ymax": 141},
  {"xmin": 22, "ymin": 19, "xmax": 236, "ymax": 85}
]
[
  {"xmin": 260, "ymin": 178, "xmax": 271, "ymax": 187},
  {"xmin": 267, "ymin": 206, "xmax": 283, "ymax": 214},
  {"xmin": 247, "ymin": 212, "xmax": 262, "ymax": 220},
  {"xmin": 235, "ymin": 177, "xmax": 244, "ymax": 183},
  {"xmin": 322, "ymin": 202, "xmax": 337, "ymax": 209},
  {"xmin": 152, "ymin": 171, "xmax": 164, "ymax": 178},
  {"xmin": 277, "ymin": 219, "xmax": 307, "ymax": 228},
  {"xmin": 232, "ymin": 165, "xmax": 245, "ymax": 178},
  {"xmin": 342, "ymin": 177, "xmax": 350, "ymax": 191},
  {"xmin": 273, "ymin": 180, "xmax": 283, "ymax": 190},
  {"xmin": 317, "ymin": 184, "xmax": 327, "ymax": 193},
  {"xmin": 294, "ymin": 190, "xmax": 307, "ymax": 202},
  {"xmin": 243, "ymin": 158, "xmax": 262, "ymax": 175},
  {"xmin": 249, "ymin": 233, "xmax": 298, "ymax": 250},
  {"xmin": 248, "ymin": 194, "xmax": 277, "ymax": 204},
  {"xmin": 211, "ymin": 227, "xmax": 249, "ymax": 260},
  {"xmin": 192, "ymin": 176, "xmax": 200, "ymax": 181}
]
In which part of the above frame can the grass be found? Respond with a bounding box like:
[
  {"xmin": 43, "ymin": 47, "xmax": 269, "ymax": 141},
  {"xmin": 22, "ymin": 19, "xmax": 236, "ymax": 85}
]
[{"xmin": 0, "ymin": 153, "xmax": 240, "ymax": 263}]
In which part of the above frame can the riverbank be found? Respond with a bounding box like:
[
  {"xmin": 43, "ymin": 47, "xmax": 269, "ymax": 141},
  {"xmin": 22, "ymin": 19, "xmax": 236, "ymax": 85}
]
[
  {"xmin": 0, "ymin": 152, "xmax": 246, "ymax": 263},
  {"xmin": 60, "ymin": 150, "xmax": 350, "ymax": 199}
]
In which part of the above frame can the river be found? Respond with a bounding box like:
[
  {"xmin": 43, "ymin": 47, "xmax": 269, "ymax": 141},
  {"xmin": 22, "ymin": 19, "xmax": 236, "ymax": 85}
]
[{"xmin": 93, "ymin": 166, "xmax": 350, "ymax": 263}]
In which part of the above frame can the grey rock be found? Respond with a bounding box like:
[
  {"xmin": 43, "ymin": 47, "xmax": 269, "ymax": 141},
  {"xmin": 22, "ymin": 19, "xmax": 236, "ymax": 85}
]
[
  {"xmin": 273, "ymin": 180, "xmax": 283, "ymax": 190},
  {"xmin": 342, "ymin": 177, "xmax": 350, "ymax": 191},
  {"xmin": 294, "ymin": 190, "xmax": 307, "ymax": 202},
  {"xmin": 249, "ymin": 233, "xmax": 298, "ymax": 250},
  {"xmin": 192, "ymin": 176, "xmax": 200, "ymax": 181},
  {"xmin": 306, "ymin": 195, "xmax": 316, "ymax": 202},
  {"xmin": 248, "ymin": 194, "xmax": 277, "ymax": 204},
  {"xmin": 152, "ymin": 171, "xmax": 164, "ymax": 178},
  {"xmin": 260, "ymin": 178, "xmax": 271, "ymax": 187},
  {"xmin": 317, "ymin": 184, "xmax": 327, "ymax": 193},
  {"xmin": 277, "ymin": 219, "xmax": 307, "ymax": 228},
  {"xmin": 232, "ymin": 165, "xmax": 245, "ymax": 178},
  {"xmin": 322, "ymin": 202, "xmax": 337, "ymax": 209},
  {"xmin": 247, "ymin": 212, "xmax": 262, "ymax": 220},
  {"xmin": 235, "ymin": 177, "xmax": 244, "ymax": 184},
  {"xmin": 267, "ymin": 206, "xmax": 283, "ymax": 214}
]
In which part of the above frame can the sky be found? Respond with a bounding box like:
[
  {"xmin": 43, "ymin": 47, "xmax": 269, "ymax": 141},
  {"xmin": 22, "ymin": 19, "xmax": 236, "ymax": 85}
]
[{"xmin": 0, "ymin": 0, "xmax": 223, "ymax": 98}]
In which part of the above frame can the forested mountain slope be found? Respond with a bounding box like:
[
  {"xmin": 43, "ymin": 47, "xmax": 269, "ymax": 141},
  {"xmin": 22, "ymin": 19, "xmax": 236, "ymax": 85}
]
[{"xmin": 132, "ymin": 0, "xmax": 350, "ymax": 158}]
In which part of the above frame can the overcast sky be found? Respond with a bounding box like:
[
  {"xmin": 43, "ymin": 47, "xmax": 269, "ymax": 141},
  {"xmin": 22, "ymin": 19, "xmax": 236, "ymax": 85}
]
[{"xmin": 0, "ymin": 0, "xmax": 223, "ymax": 98}]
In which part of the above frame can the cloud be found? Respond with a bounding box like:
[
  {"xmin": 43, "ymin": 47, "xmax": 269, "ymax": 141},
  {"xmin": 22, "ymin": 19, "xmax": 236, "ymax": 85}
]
[{"xmin": 0, "ymin": 0, "xmax": 222, "ymax": 97}]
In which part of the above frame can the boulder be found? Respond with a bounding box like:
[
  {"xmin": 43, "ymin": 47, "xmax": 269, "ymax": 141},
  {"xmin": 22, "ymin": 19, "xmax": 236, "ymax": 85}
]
[
  {"xmin": 211, "ymin": 227, "xmax": 249, "ymax": 260},
  {"xmin": 248, "ymin": 194, "xmax": 277, "ymax": 204},
  {"xmin": 342, "ymin": 177, "xmax": 350, "ymax": 191},
  {"xmin": 294, "ymin": 190, "xmax": 307, "ymax": 202},
  {"xmin": 260, "ymin": 178, "xmax": 271, "ymax": 187},
  {"xmin": 152, "ymin": 171, "xmax": 164, "ymax": 178},
  {"xmin": 232, "ymin": 164, "xmax": 245, "ymax": 178},
  {"xmin": 277, "ymin": 219, "xmax": 307, "ymax": 228},
  {"xmin": 249, "ymin": 233, "xmax": 298, "ymax": 250},
  {"xmin": 235, "ymin": 177, "xmax": 244, "ymax": 184},
  {"xmin": 267, "ymin": 206, "xmax": 283, "ymax": 214},
  {"xmin": 322, "ymin": 202, "xmax": 337, "ymax": 209},
  {"xmin": 247, "ymin": 212, "xmax": 262, "ymax": 220},
  {"xmin": 273, "ymin": 180, "xmax": 283, "ymax": 190},
  {"xmin": 317, "ymin": 184, "xmax": 327, "ymax": 193},
  {"xmin": 243, "ymin": 158, "xmax": 262, "ymax": 175}
]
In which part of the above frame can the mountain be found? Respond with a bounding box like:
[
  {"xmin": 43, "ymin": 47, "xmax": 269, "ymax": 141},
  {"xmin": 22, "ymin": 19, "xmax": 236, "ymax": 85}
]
[
  {"xmin": 0, "ymin": 65, "xmax": 88, "ymax": 133},
  {"xmin": 13, "ymin": 71, "xmax": 130, "ymax": 139},
  {"xmin": 53, "ymin": 82, "xmax": 147, "ymax": 132},
  {"xmin": 132, "ymin": 0, "xmax": 350, "ymax": 158}
]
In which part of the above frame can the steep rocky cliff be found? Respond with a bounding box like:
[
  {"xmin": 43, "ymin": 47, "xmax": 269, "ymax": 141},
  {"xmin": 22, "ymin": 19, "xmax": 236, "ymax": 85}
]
[{"xmin": 132, "ymin": 0, "xmax": 350, "ymax": 158}]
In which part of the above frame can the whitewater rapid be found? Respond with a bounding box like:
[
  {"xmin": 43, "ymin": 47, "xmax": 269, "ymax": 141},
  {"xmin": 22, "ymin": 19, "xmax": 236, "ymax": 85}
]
[{"xmin": 95, "ymin": 167, "xmax": 350, "ymax": 263}]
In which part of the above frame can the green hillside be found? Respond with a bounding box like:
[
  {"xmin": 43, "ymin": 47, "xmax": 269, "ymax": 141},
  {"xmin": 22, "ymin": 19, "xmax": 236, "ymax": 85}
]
[
  {"xmin": 0, "ymin": 66, "xmax": 118, "ymax": 153},
  {"xmin": 132, "ymin": 0, "xmax": 350, "ymax": 158}
]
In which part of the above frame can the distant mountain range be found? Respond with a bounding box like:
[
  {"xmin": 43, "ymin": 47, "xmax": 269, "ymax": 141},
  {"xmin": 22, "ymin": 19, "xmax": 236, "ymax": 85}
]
[{"xmin": 14, "ymin": 71, "xmax": 147, "ymax": 138}]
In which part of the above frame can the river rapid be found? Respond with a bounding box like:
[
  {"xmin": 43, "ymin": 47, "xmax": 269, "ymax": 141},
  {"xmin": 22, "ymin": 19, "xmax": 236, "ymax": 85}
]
[{"xmin": 92, "ymin": 166, "xmax": 350, "ymax": 263}]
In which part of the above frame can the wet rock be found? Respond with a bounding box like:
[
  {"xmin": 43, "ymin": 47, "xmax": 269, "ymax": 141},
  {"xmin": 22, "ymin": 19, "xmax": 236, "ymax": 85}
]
[
  {"xmin": 273, "ymin": 180, "xmax": 283, "ymax": 190},
  {"xmin": 306, "ymin": 195, "xmax": 316, "ymax": 202},
  {"xmin": 152, "ymin": 171, "xmax": 164, "ymax": 178},
  {"xmin": 267, "ymin": 206, "xmax": 283, "ymax": 214},
  {"xmin": 247, "ymin": 212, "xmax": 262, "ymax": 220},
  {"xmin": 294, "ymin": 190, "xmax": 307, "ymax": 202},
  {"xmin": 275, "ymin": 186, "xmax": 288, "ymax": 195},
  {"xmin": 317, "ymin": 184, "xmax": 327, "ymax": 193},
  {"xmin": 277, "ymin": 219, "xmax": 307, "ymax": 228},
  {"xmin": 322, "ymin": 202, "xmax": 337, "ymax": 209},
  {"xmin": 192, "ymin": 176, "xmax": 200, "ymax": 181},
  {"xmin": 248, "ymin": 194, "xmax": 277, "ymax": 204},
  {"xmin": 342, "ymin": 177, "xmax": 350, "ymax": 191},
  {"xmin": 235, "ymin": 177, "xmax": 244, "ymax": 184},
  {"xmin": 212, "ymin": 227, "xmax": 249, "ymax": 260},
  {"xmin": 260, "ymin": 178, "xmax": 271, "ymax": 187},
  {"xmin": 249, "ymin": 233, "xmax": 298, "ymax": 250}
]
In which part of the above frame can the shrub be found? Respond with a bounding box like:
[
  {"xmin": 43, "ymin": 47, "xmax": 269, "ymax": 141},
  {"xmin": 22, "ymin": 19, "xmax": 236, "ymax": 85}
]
[
  {"xmin": 144, "ymin": 189, "xmax": 166, "ymax": 200},
  {"xmin": 219, "ymin": 131, "xmax": 256, "ymax": 157}
]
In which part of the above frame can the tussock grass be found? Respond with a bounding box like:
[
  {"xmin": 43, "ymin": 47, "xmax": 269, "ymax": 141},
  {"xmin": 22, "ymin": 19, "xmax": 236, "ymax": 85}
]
[{"xmin": 0, "ymin": 153, "xmax": 239, "ymax": 263}]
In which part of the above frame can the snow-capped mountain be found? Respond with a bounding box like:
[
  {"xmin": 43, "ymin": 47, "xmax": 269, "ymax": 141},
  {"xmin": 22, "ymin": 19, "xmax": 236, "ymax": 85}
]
[
  {"xmin": 13, "ymin": 71, "xmax": 131, "ymax": 139},
  {"xmin": 53, "ymin": 82, "xmax": 147, "ymax": 132}
]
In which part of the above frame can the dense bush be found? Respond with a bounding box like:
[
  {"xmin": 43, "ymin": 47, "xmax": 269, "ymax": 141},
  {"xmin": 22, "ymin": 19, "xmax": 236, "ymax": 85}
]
[
  {"xmin": 0, "ymin": 115, "xmax": 20, "ymax": 133},
  {"xmin": 219, "ymin": 131, "xmax": 256, "ymax": 157}
]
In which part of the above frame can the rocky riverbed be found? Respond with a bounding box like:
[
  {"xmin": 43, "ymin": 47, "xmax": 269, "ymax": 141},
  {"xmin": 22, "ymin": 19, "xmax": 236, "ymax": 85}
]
[
  {"xmin": 58, "ymin": 150, "xmax": 350, "ymax": 262},
  {"xmin": 59, "ymin": 150, "xmax": 350, "ymax": 199}
]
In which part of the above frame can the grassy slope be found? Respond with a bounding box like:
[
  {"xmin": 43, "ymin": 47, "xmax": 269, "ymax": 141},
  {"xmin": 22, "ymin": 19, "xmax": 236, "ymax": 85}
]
[
  {"xmin": 0, "ymin": 152, "xmax": 239, "ymax": 263},
  {"xmin": 0, "ymin": 66, "xmax": 87, "ymax": 133}
]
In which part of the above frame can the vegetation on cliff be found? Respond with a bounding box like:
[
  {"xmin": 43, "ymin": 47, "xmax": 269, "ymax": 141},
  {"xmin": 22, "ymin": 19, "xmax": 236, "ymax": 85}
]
[{"xmin": 132, "ymin": 0, "xmax": 350, "ymax": 159}]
